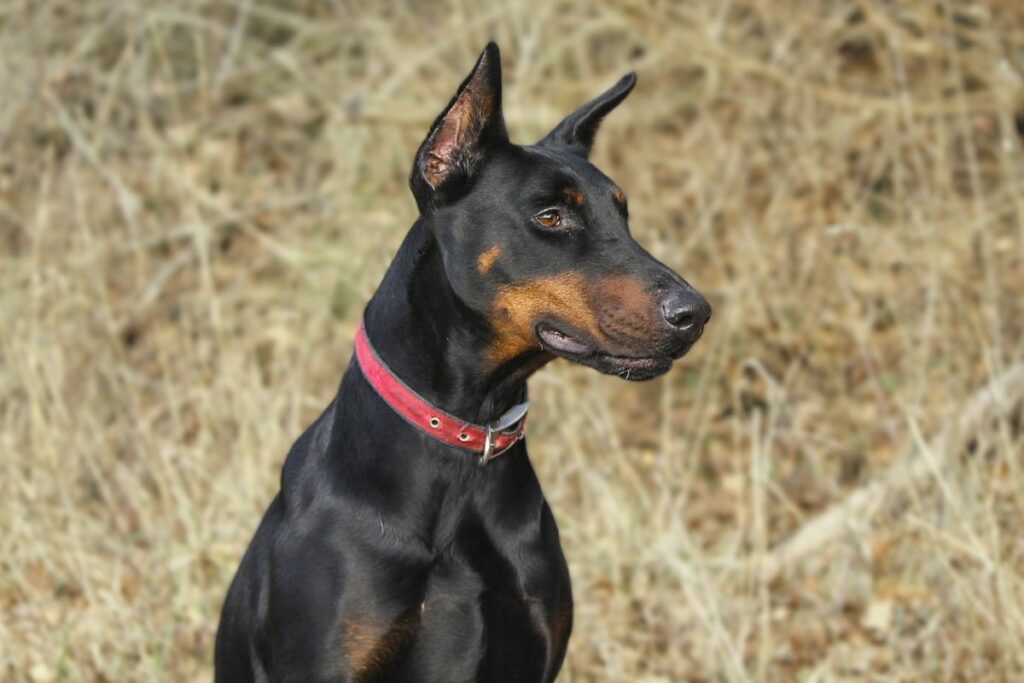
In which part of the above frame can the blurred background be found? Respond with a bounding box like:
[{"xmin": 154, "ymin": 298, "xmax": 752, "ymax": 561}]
[{"xmin": 2, "ymin": 0, "xmax": 1024, "ymax": 680}]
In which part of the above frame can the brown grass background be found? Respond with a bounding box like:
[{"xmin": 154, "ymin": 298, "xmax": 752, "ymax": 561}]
[{"xmin": 3, "ymin": 0, "xmax": 1024, "ymax": 681}]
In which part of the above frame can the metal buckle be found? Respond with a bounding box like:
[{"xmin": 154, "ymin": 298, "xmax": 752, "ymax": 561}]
[{"xmin": 479, "ymin": 400, "xmax": 529, "ymax": 466}]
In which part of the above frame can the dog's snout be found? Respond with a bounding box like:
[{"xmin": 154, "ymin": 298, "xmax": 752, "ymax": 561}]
[{"xmin": 660, "ymin": 288, "xmax": 711, "ymax": 336}]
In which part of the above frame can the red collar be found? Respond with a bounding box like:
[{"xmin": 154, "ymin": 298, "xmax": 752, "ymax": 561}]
[{"xmin": 353, "ymin": 322, "xmax": 529, "ymax": 465}]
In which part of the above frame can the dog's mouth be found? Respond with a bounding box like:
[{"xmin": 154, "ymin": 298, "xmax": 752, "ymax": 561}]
[{"xmin": 535, "ymin": 323, "xmax": 688, "ymax": 381}]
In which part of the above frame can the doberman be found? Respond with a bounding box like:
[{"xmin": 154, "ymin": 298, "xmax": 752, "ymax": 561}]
[{"xmin": 215, "ymin": 43, "xmax": 711, "ymax": 683}]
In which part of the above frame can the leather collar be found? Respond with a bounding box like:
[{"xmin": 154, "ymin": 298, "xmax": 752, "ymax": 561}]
[{"xmin": 353, "ymin": 322, "xmax": 529, "ymax": 465}]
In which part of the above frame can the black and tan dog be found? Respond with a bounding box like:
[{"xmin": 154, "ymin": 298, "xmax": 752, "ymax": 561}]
[{"xmin": 215, "ymin": 43, "xmax": 710, "ymax": 683}]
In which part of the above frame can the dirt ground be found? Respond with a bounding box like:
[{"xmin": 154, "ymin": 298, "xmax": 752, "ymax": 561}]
[{"xmin": 2, "ymin": 1, "xmax": 1024, "ymax": 681}]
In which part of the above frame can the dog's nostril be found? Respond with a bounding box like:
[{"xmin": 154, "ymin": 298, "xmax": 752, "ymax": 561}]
[
  {"xmin": 661, "ymin": 294, "xmax": 710, "ymax": 331},
  {"xmin": 667, "ymin": 310, "xmax": 697, "ymax": 329},
  {"xmin": 662, "ymin": 303, "xmax": 694, "ymax": 329}
]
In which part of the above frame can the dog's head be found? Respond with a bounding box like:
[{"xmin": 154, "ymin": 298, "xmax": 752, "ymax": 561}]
[{"xmin": 410, "ymin": 43, "xmax": 710, "ymax": 381}]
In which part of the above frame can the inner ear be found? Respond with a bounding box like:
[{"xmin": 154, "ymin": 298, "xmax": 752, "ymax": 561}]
[
  {"xmin": 537, "ymin": 72, "xmax": 636, "ymax": 158},
  {"xmin": 411, "ymin": 43, "xmax": 508, "ymax": 209},
  {"xmin": 421, "ymin": 82, "xmax": 493, "ymax": 189}
]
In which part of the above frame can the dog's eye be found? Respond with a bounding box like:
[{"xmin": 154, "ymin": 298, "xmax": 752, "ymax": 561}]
[{"xmin": 533, "ymin": 209, "xmax": 562, "ymax": 229}]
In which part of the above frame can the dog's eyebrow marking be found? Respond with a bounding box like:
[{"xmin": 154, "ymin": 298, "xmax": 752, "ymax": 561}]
[
  {"xmin": 612, "ymin": 188, "xmax": 627, "ymax": 206},
  {"xmin": 477, "ymin": 245, "xmax": 502, "ymax": 274},
  {"xmin": 562, "ymin": 186, "xmax": 584, "ymax": 206}
]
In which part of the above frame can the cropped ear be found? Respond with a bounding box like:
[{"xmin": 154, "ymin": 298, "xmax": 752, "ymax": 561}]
[
  {"xmin": 537, "ymin": 73, "xmax": 636, "ymax": 158},
  {"xmin": 410, "ymin": 42, "xmax": 508, "ymax": 212}
]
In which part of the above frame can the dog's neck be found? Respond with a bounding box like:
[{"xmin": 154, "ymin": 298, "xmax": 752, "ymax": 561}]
[{"xmin": 363, "ymin": 220, "xmax": 545, "ymax": 425}]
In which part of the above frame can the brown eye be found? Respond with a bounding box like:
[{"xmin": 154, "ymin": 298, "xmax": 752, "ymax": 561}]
[{"xmin": 534, "ymin": 209, "xmax": 562, "ymax": 229}]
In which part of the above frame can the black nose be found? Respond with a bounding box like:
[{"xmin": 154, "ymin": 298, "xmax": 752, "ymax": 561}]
[{"xmin": 661, "ymin": 289, "xmax": 712, "ymax": 335}]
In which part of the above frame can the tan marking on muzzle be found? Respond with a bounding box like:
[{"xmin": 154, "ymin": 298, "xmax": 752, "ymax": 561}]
[
  {"xmin": 489, "ymin": 272, "xmax": 604, "ymax": 364},
  {"xmin": 594, "ymin": 274, "xmax": 662, "ymax": 340},
  {"xmin": 488, "ymin": 272, "xmax": 664, "ymax": 365},
  {"xmin": 477, "ymin": 245, "xmax": 502, "ymax": 274}
]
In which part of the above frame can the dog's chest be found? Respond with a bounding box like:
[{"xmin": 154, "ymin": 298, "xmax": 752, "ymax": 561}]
[{"xmin": 339, "ymin": 551, "xmax": 569, "ymax": 683}]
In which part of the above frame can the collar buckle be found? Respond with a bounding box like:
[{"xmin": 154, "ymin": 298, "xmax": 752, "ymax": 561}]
[{"xmin": 479, "ymin": 400, "xmax": 530, "ymax": 466}]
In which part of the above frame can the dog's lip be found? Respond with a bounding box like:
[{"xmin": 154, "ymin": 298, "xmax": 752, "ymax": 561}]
[
  {"xmin": 536, "ymin": 324, "xmax": 592, "ymax": 356},
  {"xmin": 535, "ymin": 323, "xmax": 678, "ymax": 367}
]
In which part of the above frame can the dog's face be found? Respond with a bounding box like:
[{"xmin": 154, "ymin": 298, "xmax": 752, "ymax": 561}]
[{"xmin": 410, "ymin": 44, "xmax": 710, "ymax": 380}]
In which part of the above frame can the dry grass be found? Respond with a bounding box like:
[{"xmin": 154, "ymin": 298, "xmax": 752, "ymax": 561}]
[{"xmin": 2, "ymin": 0, "xmax": 1024, "ymax": 681}]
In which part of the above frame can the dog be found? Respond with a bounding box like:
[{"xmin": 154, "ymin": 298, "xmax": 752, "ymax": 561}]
[{"xmin": 214, "ymin": 42, "xmax": 711, "ymax": 683}]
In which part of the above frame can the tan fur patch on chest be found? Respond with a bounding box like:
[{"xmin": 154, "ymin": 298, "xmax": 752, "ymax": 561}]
[{"xmin": 344, "ymin": 611, "xmax": 420, "ymax": 682}]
